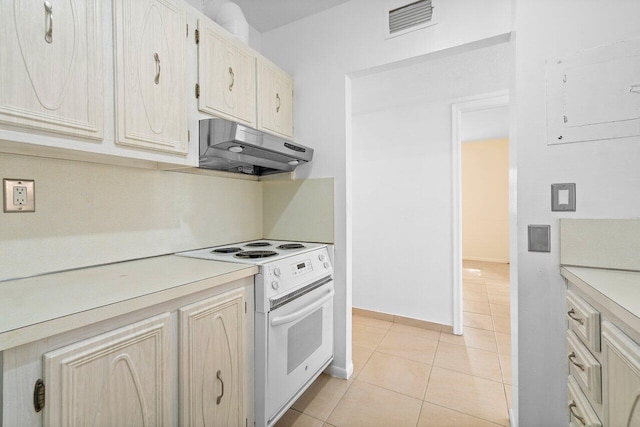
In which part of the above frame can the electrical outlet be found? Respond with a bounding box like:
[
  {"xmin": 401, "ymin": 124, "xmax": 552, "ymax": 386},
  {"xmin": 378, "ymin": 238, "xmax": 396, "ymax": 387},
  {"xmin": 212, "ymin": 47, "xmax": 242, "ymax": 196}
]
[{"xmin": 3, "ymin": 179, "xmax": 35, "ymax": 212}]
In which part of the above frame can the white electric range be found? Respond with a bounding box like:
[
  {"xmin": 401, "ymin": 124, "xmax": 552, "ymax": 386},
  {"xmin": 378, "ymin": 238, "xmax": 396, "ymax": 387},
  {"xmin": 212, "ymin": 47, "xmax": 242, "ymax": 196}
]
[{"xmin": 177, "ymin": 240, "xmax": 334, "ymax": 427}]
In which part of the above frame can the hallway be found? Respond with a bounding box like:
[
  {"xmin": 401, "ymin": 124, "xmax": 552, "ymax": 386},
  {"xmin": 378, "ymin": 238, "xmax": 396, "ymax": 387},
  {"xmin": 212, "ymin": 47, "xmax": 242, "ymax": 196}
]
[{"xmin": 276, "ymin": 261, "xmax": 512, "ymax": 427}]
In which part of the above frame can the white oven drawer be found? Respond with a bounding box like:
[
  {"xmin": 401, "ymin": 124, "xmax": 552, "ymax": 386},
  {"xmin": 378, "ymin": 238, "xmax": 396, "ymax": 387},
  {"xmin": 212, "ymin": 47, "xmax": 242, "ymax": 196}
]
[{"xmin": 267, "ymin": 281, "xmax": 334, "ymax": 421}]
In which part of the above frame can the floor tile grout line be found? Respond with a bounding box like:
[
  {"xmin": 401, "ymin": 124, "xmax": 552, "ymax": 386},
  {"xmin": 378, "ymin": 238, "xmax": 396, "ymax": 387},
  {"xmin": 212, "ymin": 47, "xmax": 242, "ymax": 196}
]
[{"xmin": 420, "ymin": 400, "xmax": 506, "ymax": 426}]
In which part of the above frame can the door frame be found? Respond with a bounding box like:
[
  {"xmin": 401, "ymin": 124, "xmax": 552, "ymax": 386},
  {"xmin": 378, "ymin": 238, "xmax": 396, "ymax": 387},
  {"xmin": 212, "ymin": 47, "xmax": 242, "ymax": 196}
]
[{"xmin": 450, "ymin": 90, "xmax": 510, "ymax": 335}]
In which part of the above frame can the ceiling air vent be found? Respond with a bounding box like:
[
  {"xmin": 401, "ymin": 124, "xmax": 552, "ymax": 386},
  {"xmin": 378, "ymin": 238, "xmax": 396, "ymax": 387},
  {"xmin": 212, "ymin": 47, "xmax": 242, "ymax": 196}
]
[{"xmin": 385, "ymin": 0, "xmax": 436, "ymax": 39}]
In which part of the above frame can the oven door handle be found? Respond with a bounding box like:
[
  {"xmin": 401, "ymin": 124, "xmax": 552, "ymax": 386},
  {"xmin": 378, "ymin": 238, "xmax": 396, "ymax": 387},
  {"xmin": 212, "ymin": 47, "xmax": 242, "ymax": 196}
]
[{"xmin": 271, "ymin": 288, "xmax": 335, "ymax": 327}]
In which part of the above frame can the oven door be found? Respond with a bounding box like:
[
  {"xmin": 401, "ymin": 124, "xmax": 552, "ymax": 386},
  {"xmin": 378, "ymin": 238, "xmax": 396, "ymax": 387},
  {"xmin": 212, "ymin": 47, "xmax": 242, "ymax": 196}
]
[{"xmin": 266, "ymin": 280, "xmax": 334, "ymax": 420}]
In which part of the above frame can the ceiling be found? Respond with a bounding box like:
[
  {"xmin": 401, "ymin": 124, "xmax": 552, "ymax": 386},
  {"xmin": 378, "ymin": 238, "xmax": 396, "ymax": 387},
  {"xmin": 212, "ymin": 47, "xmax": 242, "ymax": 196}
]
[{"xmin": 230, "ymin": 0, "xmax": 352, "ymax": 32}]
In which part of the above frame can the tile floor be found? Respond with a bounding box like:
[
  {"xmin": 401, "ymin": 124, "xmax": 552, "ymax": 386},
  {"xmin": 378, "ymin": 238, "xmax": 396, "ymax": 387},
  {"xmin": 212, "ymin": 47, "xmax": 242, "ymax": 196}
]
[{"xmin": 276, "ymin": 260, "xmax": 512, "ymax": 427}]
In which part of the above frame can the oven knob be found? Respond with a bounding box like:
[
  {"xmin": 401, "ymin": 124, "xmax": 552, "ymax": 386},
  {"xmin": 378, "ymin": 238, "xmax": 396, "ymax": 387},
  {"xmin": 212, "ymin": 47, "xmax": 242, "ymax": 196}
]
[
  {"xmin": 273, "ymin": 267, "xmax": 281, "ymax": 277},
  {"xmin": 271, "ymin": 281, "xmax": 279, "ymax": 290},
  {"xmin": 323, "ymin": 262, "xmax": 330, "ymax": 269},
  {"xmin": 318, "ymin": 254, "xmax": 325, "ymax": 261}
]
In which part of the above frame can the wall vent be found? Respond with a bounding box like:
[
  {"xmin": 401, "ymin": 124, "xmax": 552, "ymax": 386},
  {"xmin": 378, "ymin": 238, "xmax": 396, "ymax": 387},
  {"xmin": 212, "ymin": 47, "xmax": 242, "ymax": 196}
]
[{"xmin": 385, "ymin": 0, "xmax": 436, "ymax": 39}]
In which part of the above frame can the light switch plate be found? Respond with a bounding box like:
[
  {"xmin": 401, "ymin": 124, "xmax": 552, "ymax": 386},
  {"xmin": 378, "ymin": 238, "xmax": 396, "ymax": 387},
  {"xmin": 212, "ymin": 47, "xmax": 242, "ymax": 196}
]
[
  {"xmin": 3, "ymin": 179, "xmax": 35, "ymax": 212},
  {"xmin": 528, "ymin": 225, "xmax": 551, "ymax": 252},
  {"xmin": 551, "ymin": 183, "xmax": 576, "ymax": 211}
]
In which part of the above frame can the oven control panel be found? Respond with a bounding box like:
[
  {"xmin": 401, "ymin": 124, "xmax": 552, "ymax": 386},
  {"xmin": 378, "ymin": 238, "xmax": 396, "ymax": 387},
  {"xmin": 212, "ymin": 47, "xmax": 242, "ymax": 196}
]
[
  {"xmin": 291, "ymin": 259, "xmax": 313, "ymax": 276},
  {"xmin": 255, "ymin": 246, "xmax": 333, "ymax": 312}
]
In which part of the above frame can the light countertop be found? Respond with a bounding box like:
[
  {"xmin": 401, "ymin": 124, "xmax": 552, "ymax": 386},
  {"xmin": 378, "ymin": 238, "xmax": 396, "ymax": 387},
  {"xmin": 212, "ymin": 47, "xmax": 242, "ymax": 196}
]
[
  {"xmin": 561, "ymin": 266, "xmax": 640, "ymax": 331},
  {"xmin": 0, "ymin": 255, "xmax": 258, "ymax": 351}
]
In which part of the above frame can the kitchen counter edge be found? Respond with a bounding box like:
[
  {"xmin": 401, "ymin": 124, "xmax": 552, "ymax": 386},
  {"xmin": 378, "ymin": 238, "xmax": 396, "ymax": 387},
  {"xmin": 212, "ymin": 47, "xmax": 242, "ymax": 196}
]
[
  {"xmin": 0, "ymin": 255, "xmax": 258, "ymax": 351},
  {"xmin": 560, "ymin": 265, "xmax": 640, "ymax": 332}
]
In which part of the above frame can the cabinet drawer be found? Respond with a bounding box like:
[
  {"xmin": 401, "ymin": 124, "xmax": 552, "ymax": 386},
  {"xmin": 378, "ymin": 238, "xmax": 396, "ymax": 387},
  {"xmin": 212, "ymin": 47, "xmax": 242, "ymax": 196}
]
[
  {"xmin": 567, "ymin": 290, "xmax": 600, "ymax": 352},
  {"xmin": 568, "ymin": 375, "xmax": 602, "ymax": 427},
  {"xmin": 567, "ymin": 330, "xmax": 601, "ymax": 403}
]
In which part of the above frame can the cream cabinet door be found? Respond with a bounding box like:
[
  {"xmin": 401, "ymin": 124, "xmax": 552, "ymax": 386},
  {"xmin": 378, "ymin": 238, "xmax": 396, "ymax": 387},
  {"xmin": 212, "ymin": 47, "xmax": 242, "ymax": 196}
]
[
  {"xmin": 0, "ymin": 0, "xmax": 103, "ymax": 139},
  {"xmin": 179, "ymin": 289, "xmax": 245, "ymax": 427},
  {"xmin": 257, "ymin": 58, "xmax": 294, "ymax": 139},
  {"xmin": 602, "ymin": 321, "xmax": 640, "ymax": 426},
  {"xmin": 113, "ymin": 0, "xmax": 188, "ymax": 154},
  {"xmin": 42, "ymin": 313, "xmax": 172, "ymax": 426},
  {"xmin": 197, "ymin": 20, "xmax": 256, "ymax": 126}
]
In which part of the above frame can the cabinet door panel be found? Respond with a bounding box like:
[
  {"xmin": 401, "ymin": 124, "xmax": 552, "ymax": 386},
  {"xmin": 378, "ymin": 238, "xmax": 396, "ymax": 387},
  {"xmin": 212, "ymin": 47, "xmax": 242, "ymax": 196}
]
[
  {"xmin": 0, "ymin": 0, "xmax": 103, "ymax": 139},
  {"xmin": 198, "ymin": 20, "xmax": 256, "ymax": 126},
  {"xmin": 114, "ymin": 0, "xmax": 187, "ymax": 154},
  {"xmin": 257, "ymin": 59, "xmax": 294, "ymax": 139},
  {"xmin": 602, "ymin": 321, "xmax": 640, "ymax": 427},
  {"xmin": 180, "ymin": 289, "xmax": 245, "ymax": 427},
  {"xmin": 43, "ymin": 313, "xmax": 172, "ymax": 427}
]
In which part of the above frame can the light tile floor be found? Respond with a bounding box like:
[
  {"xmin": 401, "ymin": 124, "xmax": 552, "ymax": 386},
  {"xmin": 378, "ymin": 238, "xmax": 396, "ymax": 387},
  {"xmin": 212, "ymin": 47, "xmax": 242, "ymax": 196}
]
[{"xmin": 276, "ymin": 261, "xmax": 512, "ymax": 427}]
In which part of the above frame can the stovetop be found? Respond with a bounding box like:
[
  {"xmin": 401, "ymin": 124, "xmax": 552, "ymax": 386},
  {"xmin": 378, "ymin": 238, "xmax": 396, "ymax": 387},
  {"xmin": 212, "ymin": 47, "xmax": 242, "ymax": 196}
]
[{"xmin": 175, "ymin": 240, "xmax": 327, "ymax": 265}]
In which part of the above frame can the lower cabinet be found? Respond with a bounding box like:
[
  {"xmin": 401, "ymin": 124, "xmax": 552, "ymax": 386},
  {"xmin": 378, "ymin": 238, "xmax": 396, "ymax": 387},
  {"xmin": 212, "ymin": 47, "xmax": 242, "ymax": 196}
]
[
  {"xmin": 1, "ymin": 282, "xmax": 250, "ymax": 427},
  {"xmin": 564, "ymin": 277, "xmax": 640, "ymax": 427},
  {"xmin": 179, "ymin": 289, "xmax": 245, "ymax": 427},
  {"xmin": 602, "ymin": 322, "xmax": 640, "ymax": 426},
  {"xmin": 43, "ymin": 314, "xmax": 172, "ymax": 426}
]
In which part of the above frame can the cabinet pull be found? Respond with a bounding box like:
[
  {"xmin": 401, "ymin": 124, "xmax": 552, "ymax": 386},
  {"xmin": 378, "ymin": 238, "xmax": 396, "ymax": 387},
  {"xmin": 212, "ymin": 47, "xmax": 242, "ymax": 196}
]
[
  {"xmin": 228, "ymin": 67, "xmax": 235, "ymax": 91},
  {"xmin": 569, "ymin": 401, "xmax": 586, "ymax": 425},
  {"xmin": 567, "ymin": 308, "xmax": 585, "ymax": 325},
  {"xmin": 276, "ymin": 93, "xmax": 281, "ymax": 113},
  {"xmin": 154, "ymin": 53, "xmax": 161, "ymax": 85},
  {"xmin": 44, "ymin": 1, "xmax": 53, "ymax": 44},
  {"xmin": 216, "ymin": 370, "xmax": 224, "ymax": 404},
  {"xmin": 567, "ymin": 352, "xmax": 585, "ymax": 371}
]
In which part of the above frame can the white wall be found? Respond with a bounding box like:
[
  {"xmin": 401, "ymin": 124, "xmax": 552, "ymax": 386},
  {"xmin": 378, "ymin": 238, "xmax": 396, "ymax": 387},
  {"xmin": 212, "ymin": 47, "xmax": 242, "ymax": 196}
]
[
  {"xmin": 260, "ymin": 0, "xmax": 511, "ymax": 377},
  {"xmin": 461, "ymin": 139, "xmax": 510, "ymax": 263},
  {"xmin": 351, "ymin": 43, "xmax": 510, "ymax": 324},
  {"xmin": 461, "ymin": 107, "xmax": 509, "ymax": 142},
  {"xmin": 514, "ymin": 1, "xmax": 640, "ymax": 425}
]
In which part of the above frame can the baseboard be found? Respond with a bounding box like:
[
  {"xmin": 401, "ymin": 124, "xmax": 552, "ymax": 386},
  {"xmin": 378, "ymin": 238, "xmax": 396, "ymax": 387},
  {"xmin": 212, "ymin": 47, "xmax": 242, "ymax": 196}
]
[
  {"xmin": 325, "ymin": 361, "xmax": 353, "ymax": 379},
  {"xmin": 509, "ymin": 408, "xmax": 516, "ymax": 427},
  {"xmin": 352, "ymin": 307, "xmax": 454, "ymax": 334},
  {"xmin": 463, "ymin": 256, "xmax": 510, "ymax": 264}
]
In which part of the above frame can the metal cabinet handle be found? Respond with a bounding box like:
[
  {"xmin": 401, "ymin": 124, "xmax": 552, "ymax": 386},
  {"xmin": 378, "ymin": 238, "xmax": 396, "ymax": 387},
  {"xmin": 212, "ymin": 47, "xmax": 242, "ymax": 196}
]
[
  {"xmin": 216, "ymin": 370, "xmax": 224, "ymax": 404},
  {"xmin": 44, "ymin": 1, "xmax": 53, "ymax": 43},
  {"xmin": 276, "ymin": 93, "xmax": 281, "ymax": 112},
  {"xmin": 154, "ymin": 53, "xmax": 161, "ymax": 85},
  {"xmin": 569, "ymin": 401, "xmax": 586, "ymax": 425},
  {"xmin": 228, "ymin": 67, "xmax": 235, "ymax": 91},
  {"xmin": 567, "ymin": 308, "xmax": 585, "ymax": 325},
  {"xmin": 271, "ymin": 288, "xmax": 335, "ymax": 326},
  {"xmin": 568, "ymin": 352, "xmax": 585, "ymax": 371}
]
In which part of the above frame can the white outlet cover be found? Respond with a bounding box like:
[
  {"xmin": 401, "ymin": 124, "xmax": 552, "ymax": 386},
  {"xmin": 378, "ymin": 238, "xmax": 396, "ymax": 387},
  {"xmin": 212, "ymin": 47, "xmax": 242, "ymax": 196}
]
[{"xmin": 3, "ymin": 179, "xmax": 35, "ymax": 212}]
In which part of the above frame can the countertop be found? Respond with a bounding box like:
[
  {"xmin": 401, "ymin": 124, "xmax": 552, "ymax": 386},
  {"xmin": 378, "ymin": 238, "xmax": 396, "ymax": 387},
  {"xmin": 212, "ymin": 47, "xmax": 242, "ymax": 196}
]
[
  {"xmin": 560, "ymin": 265, "xmax": 640, "ymax": 331},
  {"xmin": 0, "ymin": 255, "xmax": 258, "ymax": 351}
]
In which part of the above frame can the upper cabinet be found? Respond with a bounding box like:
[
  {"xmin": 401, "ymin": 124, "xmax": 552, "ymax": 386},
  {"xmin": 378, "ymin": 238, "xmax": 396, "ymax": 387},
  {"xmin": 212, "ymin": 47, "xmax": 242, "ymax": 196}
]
[
  {"xmin": 0, "ymin": 0, "xmax": 103, "ymax": 139},
  {"xmin": 197, "ymin": 20, "xmax": 256, "ymax": 127},
  {"xmin": 546, "ymin": 39, "xmax": 640, "ymax": 145},
  {"xmin": 113, "ymin": 0, "xmax": 188, "ymax": 154},
  {"xmin": 257, "ymin": 58, "xmax": 294, "ymax": 139}
]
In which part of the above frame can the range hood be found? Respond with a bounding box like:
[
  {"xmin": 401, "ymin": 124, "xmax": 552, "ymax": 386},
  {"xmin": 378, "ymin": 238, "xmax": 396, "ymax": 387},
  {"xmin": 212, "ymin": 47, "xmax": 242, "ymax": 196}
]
[{"xmin": 199, "ymin": 118, "xmax": 313, "ymax": 175}]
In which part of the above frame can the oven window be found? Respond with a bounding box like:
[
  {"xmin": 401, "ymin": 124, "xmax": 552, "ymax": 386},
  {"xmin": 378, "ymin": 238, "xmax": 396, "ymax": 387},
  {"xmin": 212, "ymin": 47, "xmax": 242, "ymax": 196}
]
[{"xmin": 287, "ymin": 308, "xmax": 323, "ymax": 374}]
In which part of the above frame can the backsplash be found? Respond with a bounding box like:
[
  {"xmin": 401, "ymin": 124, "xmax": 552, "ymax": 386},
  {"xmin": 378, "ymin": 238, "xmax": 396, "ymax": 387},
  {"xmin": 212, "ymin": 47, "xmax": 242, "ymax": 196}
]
[
  {"xmin": 560, "ymin": 219, "xmax": 640, "ymax": 271},
  {"xmin": 0, "ymin": 153, "xmax": 263, "ymax": 281}
]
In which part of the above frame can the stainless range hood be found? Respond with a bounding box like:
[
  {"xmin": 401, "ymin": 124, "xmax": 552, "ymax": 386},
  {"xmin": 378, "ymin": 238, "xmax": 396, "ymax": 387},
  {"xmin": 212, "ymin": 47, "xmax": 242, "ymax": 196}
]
[{"xmin": 199, "ymin": 118, "xmax": 313, "ymax": 175}]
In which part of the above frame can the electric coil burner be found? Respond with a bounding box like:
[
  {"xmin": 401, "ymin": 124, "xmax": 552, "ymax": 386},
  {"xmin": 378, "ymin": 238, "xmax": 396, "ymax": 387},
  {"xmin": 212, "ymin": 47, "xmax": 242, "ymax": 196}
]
[
  {"xmin": 277, "ymin": 243, "xmax": 306, "ymax": 250},
  {"xmin": 211, "ymin": 247, "xmax": 242, "ymax": 254},
  {"xmin": 245, "ymin": 242, "xmax": 272, "ymax": 247},
  {"xmin": 234, "ymin": 250, "xmax": 278, "ymax": 259}
]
